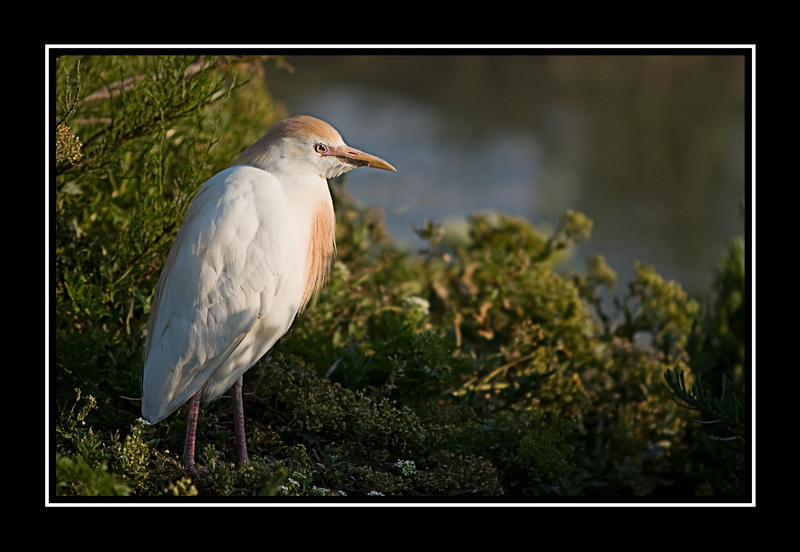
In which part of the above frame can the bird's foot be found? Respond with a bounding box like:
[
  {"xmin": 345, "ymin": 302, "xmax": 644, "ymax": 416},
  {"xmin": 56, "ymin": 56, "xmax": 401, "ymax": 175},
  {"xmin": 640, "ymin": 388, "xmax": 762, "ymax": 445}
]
[{"xmin": 184, "ymin": 460, "xmax": 209, "ymax": 476}]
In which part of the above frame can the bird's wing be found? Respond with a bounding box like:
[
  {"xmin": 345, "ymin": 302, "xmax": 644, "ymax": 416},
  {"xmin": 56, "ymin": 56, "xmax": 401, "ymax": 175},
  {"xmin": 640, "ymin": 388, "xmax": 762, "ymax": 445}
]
[{"xmin": 142, "ymin": 165, "xmax": 292, "ymax": 424}]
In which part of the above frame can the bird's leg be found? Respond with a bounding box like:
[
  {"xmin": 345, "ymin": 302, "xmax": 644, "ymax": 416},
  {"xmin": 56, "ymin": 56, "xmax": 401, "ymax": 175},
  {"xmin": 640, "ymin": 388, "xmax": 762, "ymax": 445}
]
[
  {"xmin": 182, "ymin": 391, "xmax": 202, "ymax": 469},
  {"xmin": 232, "ymin": 376, "xmax": 249, "ymax": 466}
]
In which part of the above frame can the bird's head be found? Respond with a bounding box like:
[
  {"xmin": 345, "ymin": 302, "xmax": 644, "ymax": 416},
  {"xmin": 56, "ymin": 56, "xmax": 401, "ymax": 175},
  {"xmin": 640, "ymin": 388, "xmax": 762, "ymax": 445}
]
[{"xmin": 235, "ymin": 115, "xmax": 396, "ymax": 179}]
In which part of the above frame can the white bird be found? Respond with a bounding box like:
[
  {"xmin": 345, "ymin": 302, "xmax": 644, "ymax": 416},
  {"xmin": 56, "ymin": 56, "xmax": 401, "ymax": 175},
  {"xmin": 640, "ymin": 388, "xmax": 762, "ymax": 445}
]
[{"xmin": 142, "ymin": 115, "xmax": 396, "ymax": 468}]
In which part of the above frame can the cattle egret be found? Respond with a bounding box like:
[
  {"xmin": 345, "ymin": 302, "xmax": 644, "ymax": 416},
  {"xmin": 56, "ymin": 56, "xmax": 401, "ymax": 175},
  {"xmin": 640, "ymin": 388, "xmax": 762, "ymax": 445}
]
[{"xmin": 141, "ymin": 115, "xmax": 396, "ymax": 468}]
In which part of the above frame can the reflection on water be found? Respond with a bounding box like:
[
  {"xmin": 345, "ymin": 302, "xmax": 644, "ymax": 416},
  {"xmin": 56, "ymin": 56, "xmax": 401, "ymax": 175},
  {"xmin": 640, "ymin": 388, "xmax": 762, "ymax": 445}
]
[{"xmin": 265, "ymin": 54, "xmax": 746, "ymax": 295}]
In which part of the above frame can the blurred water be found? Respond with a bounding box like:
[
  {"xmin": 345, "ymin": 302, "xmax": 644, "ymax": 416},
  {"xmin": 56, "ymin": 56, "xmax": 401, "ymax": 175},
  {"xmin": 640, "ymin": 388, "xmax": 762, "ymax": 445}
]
[{"xmin": 264, "ymin": 54, "xmax": 746, "ymax": 296}]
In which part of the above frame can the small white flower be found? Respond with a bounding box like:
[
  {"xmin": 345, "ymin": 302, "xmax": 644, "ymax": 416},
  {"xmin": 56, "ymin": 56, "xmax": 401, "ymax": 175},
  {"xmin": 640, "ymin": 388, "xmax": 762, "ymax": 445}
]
[
  {"xmin": 403, "ymin": 296, "xmax": 430, "ymax": 315},
  {"xmin": 394, "ymin": 459, "xmax": 417, "ymax": 476}
]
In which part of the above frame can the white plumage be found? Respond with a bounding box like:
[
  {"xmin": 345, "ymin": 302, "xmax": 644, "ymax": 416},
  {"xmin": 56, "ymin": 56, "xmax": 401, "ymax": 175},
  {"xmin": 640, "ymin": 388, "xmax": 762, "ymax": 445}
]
[{"xmin": 141, "ymin": 115, "xmax": 395, "ymax": 466}]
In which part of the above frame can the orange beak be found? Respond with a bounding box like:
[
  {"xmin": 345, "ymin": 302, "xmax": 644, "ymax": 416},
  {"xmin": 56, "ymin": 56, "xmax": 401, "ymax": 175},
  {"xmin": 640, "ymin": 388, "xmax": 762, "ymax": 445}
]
[{"xmin": 335, "ymin": 146, "xmax": 396, "ymax": 171}]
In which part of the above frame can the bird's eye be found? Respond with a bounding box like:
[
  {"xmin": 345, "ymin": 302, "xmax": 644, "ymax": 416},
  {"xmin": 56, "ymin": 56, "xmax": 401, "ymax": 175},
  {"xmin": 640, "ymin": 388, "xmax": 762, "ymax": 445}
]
[{"xmin": 314, "ymin": 144, "xmax": 328, "ymax": 154}]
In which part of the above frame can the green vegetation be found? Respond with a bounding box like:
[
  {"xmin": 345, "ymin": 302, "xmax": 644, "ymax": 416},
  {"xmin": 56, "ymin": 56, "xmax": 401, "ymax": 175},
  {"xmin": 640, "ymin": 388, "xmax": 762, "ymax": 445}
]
[{"xmin": 52, "ymin": 54, "xmax": 748, "ymax": 499}]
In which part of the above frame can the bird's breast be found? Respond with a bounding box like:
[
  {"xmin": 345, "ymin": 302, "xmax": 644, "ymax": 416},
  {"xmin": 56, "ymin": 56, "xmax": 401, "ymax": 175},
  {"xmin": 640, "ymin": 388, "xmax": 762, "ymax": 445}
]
[{"xmin": 299, "ymin": 199, "xmax": 336, "ymax": 310}]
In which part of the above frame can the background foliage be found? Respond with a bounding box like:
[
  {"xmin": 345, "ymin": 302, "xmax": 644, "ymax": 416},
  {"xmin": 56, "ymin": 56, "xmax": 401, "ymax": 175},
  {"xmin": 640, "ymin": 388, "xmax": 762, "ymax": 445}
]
[{"xmin": 51, "ymin": 54, "xmax": 748, "ymax": 499}]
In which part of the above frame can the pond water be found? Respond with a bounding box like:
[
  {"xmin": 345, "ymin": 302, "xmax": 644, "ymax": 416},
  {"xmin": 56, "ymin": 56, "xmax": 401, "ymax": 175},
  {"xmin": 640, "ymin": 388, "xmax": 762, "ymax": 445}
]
[{"xmin": 264, "ymin": 53, "xmax": 747, "ymax": 296}]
